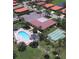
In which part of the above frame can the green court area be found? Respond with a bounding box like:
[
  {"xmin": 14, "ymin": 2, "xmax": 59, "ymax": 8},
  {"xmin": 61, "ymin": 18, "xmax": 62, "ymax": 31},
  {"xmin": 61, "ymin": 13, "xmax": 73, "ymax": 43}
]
[{"xmin": 52, "ymin": 0, "xmax": 65, "ymax": 5}]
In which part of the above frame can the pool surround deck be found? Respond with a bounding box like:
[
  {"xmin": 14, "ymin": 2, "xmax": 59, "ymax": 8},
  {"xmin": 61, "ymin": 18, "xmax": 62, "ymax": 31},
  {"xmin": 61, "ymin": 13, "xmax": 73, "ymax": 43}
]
[{"xmin": 14, "ymin": 28, "xmax": 33, "ymax": 45}]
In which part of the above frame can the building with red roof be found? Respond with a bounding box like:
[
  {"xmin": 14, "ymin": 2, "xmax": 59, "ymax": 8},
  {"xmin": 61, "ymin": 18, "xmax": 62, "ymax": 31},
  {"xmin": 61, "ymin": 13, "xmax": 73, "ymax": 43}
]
[
  {"xmin": 43, "ymin": 3, "xmax": 54, "ymax": 8},
  {"xmin": 15, "ymin": 7, "xmax": 29, "ymax": 13},
  {"xmin": 50, "ymin": 6, "xmax": 62, "ymax": 10},
  {"xmin": 29, "ymin": 17, "xmax": 56, "ymax": 30},
  {"xmin": 60, "ymin": 8, "xmax": 66, "ymax": 13}
]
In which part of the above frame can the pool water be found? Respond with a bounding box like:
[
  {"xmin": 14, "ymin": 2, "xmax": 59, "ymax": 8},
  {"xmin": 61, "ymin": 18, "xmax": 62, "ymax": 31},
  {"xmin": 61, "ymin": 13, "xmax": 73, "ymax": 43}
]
[{"xmin": 18, "ymin": 31, "xmax": 30, "ymax": 41}]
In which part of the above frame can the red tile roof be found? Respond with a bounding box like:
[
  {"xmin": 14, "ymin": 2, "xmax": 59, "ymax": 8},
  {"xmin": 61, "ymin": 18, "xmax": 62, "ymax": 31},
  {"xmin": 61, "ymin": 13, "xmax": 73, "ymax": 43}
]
[
  {"xmin": 29, "ymin": 19, "xmax": 56, "ymax": 30},
  {"xmin": 13, "ymin": 0, "xmax": 17, "ymax": 6},
  {"xmin": 15, "ymin": 7, "xmax": 29, "ymax": 12},
  {"xmin": 43, "ymin": 3, "xmax": 54, "ymax": 8},
  {"xmin": 60, "ymin": 8, "xmax": 66, "ymax": 13},
  {"xmin": 50, "ymin": 6, "xmax": 62, "ymax": 10}
]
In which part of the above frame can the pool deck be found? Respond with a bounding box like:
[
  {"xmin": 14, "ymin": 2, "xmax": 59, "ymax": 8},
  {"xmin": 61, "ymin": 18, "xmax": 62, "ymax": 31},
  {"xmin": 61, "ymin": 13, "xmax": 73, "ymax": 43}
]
[{"xmin": 14, "ymin": 28, "xmax": 33, "ymax": 45}]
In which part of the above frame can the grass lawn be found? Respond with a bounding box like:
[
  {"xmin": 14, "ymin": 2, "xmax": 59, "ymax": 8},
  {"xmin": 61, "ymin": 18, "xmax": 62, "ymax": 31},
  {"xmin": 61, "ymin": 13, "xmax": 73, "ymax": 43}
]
[
  {"xmin": 14, "ymin": 43, "xmax": 44, "ymax": 59},
  {"xmin": 16, "ymin": 47, "xmax": 43, "ymax": 59},
  {"xmin": 60, "ymin": 48, "xmax": 66, "ymax": 59},
  {"xmin": 14, "ymin": 42, "xmax": 55, "ymax": 59},
  {"xmin": 52, "ymin": 0, "xmax": 65, "ymax": 5},
  {"xmin": 14, "ymin": 40, "xmax": 66, "ymax": 59}
]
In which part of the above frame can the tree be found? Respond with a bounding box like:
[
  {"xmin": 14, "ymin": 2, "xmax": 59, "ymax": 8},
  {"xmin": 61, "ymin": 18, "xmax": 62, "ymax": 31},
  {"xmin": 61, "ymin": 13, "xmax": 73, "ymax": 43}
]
[
  {"xmin": 23, "ymin": 22, "xmax": 30, "ymax": 29},
  {"xmin": 29, "ymin": 42, "xmax": 38, "ymax": 48},
  {"xmin": 39, "ymin": 33, "xmax": 46, "ymax": 41},
  {"xmin": 45, "ymin": 10, "xmax": 50, "ymax": 17},
  {"xmin": 62, "ymin": 19, "xmax": 66, "ymax": 30},
  {"xmin": 63, "ymin": 38, "xmax": 66, "ymax": 47},
  {"xmin": 55, "ymin": 56, "xmax": 60, "ymax": 59},
  {"xmin": 57, "ymin": 18, "xmax": 66, "ymax": 30},
  {"xmin": 44, "ymin": 54, "xmax": 50, "ymax": 59},
  {"xmin": 13, "ymin": 51, "xmax": 17, "ymax": 59},
  {"xmin": 53, "ymin": 51, "xmax": 58, "ymax": 55},
  {"xmin": 18, "ymin": 42, "xmax": 26, "ymax": 52},
  {"xmin": 45, "ymin": 39, "xmax": 51, "ymax": 45},
  {"xmin": 58, "ymin": 39, "xmax": 62, "ymax": 47}
]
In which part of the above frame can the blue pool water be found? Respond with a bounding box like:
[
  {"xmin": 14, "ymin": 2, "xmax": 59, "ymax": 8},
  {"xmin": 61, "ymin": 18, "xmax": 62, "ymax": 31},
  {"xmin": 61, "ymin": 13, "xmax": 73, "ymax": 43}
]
[{"xmin": 18, "ymin": 31, "xmax": 30, "ymax": 41}]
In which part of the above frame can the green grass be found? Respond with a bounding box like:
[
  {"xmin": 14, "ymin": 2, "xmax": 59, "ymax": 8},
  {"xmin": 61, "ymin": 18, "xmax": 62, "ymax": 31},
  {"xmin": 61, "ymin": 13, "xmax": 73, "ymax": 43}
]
[
  {"xmin": 60, "ymin": 48, "xmax": 66, "ymax": 59},
  {"xmin": 14, "ymin": 41, "xmax": 66, "ymax": 59},
  {"xmin": 14, "ymin": 43, "xmax": 44, "ymax": 59},
  {"xmin": 52, "ymin": 0, "xmax": 65, "ymax": 5},
  {"xmin": 16, "ymin": 47, "xmax": 43, "ymax": 59}
]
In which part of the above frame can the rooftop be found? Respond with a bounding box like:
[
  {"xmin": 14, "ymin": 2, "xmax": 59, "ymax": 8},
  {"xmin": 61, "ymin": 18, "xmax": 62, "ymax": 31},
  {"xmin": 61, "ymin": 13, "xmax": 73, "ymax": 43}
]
[
  {"xmin": 20, "ymin": 12, "xmax": 45, "ymax": 22},
  {"xmin": 50, "ymin": 6, "xmax": 62, "ymax": 10},
  {"xmin": 43, "ymin": 3, "xmax": 54, "ymax": 8},
  {"xmin": 60, "ymin": 8, "xmax": 66, "ymax": 13},
  {"xmin": 15, "ymin": 7, "xmax": 29, "ymax": 12},
  {"xmin": 29, "ymin": 17, "xmax": 56, "ymax": 30}
]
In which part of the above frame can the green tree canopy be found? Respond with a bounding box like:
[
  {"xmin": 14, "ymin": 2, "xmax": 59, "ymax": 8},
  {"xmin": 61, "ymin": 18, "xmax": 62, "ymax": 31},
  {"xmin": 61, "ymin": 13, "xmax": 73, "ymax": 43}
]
[{"xmin": 18, "ymin": 42, "xmax": 26, "ymax": 52}]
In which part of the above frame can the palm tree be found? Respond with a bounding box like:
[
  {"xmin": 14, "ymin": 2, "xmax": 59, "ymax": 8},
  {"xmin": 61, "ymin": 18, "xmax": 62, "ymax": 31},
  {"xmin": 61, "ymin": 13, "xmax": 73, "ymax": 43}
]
[
  {"xmin": 29, "ymin": 42, "xmax": 38, "ymax": 48},
  {"xmin": 18, "ymin": 42, "xmax": 26, "ymax": 52}
]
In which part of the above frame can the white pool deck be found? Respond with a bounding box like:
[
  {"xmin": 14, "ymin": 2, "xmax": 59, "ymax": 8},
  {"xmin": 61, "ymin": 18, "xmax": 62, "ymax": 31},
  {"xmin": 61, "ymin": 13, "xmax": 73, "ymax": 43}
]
[{"xmin": 14, "ymin": 28, "xmax": 33, "ymax": 45}]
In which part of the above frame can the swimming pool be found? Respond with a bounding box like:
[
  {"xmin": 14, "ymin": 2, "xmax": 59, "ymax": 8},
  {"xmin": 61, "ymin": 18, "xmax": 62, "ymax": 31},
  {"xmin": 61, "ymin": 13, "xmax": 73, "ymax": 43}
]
[{"xmin": 18, "ymin": 31, "xmax": 30, "ymax": 41}]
